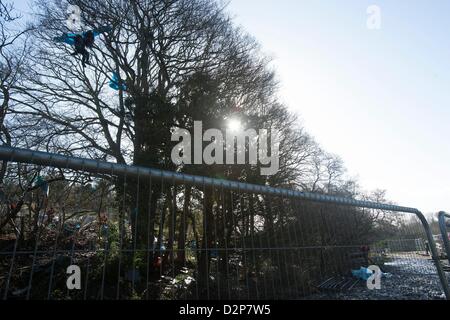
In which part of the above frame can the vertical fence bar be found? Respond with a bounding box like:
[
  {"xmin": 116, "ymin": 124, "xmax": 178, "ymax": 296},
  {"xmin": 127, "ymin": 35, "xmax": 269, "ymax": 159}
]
[
  {"xmin": 415, "ymin": 210, "xmax": 450, "ymax": 299},
  {"xmin": 439, "ymin": 212, "xmax": 450, "ymax": 265}
]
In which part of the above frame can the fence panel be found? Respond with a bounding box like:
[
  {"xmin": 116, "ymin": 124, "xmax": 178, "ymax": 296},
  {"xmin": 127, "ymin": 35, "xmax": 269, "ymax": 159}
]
[
  {"xmin": 0, "ymin": 147, "xmax": 448, "ymax": 300},
  {"xmin": 438, "ymin": 212, "xmax": 450, "ymax": 266}
]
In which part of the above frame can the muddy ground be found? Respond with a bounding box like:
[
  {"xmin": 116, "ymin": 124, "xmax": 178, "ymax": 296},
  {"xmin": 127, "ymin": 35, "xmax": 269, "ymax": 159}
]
[{"xmin": 306, "ymin": 253, "xmax": 449, "ymax": 300}]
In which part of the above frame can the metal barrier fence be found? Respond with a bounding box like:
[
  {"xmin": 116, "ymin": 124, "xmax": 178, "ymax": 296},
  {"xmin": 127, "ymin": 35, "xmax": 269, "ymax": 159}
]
[
  {"xmin": 0, "ymin": 146, "xmax": 448, "ymax": 300},
  {"xmin": 438, "ymin": 212, "xmax": 450, "ymax": 265}
]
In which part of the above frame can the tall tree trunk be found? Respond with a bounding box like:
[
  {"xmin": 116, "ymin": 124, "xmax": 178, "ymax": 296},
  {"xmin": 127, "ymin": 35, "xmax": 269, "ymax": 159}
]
[{"xmin": 0, "ymin": 87, "xmax": 11, "ymax": 186}]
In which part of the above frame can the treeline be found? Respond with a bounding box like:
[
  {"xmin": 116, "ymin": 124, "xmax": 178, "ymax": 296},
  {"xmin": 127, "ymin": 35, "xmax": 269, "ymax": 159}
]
[{"xmin": 0, "ymin": 0, "xmax": 411, "ymax": 299}]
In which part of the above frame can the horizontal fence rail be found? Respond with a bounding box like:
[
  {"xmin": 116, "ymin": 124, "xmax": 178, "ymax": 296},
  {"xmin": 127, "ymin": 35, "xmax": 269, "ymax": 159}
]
[
  {"xmin": 0, "ymin": 146, "xmax": 448, "ymax": 300},
  {"xmin": 438, "ymin": 212, "xmax": 450, "ymax": 265},
  {"xmin": 0, "ymin": 147, "xmax": 421, "ymax": 213}
]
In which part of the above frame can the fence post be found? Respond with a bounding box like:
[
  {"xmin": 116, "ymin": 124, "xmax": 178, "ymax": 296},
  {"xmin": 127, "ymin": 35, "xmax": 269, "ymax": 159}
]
[
  {"xmin": 415, "ymin": 210, "xmax": 449, "ymax": 299},
  {"xmin": 438, "ymin": 212, "xmax": 450, "ymax": 266}
]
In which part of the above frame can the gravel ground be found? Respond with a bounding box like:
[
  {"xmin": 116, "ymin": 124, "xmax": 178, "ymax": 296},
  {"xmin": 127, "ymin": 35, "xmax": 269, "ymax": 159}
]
[{"xmin": 306, "ymin": 253, "xmax": 449, "ymax": 300}]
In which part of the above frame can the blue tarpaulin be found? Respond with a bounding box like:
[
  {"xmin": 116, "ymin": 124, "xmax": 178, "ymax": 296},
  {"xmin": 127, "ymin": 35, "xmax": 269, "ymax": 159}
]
[{"xmin": 351, "ymin": 267, "xmax": 374, "ymax": 281}]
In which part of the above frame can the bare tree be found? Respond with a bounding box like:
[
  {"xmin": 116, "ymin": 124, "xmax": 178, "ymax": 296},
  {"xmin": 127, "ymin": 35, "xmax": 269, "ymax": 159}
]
[{"xmin": 0, "ymin": 0, "xmax": 32, "ymax": 184}]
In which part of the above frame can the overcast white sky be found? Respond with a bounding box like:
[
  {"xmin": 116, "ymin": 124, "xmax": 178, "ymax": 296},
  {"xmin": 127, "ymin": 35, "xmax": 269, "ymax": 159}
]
[{"xmin": 228, "ymin": 0, "xmax": 450, "ymax": 214}]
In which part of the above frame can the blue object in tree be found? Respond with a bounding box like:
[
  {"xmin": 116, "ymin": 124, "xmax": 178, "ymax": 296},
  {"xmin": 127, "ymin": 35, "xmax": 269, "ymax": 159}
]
[
  {"xmin": 53, "ymin": 25, "xmax": 112, "ymax": 67},
  {"xmin": 53, "ymin": 32, "xmax": 76, "ymax": 46},
  {"xmin": 109, "ymin": 72, "xmax": 127, "ymax": 91},
  {"xmin": 53, "ymin": 26, "xmax": 112, "ymax": 45}
]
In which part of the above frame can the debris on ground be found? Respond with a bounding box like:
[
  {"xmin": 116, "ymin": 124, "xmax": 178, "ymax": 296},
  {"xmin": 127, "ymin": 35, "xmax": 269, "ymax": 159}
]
[
  {"xmin": 317, "ymin": 276, "xmax": 360, "ymax": 292},
  {"xmin": 309, "ymin": 255, "xmax": 448, "ymax": 300}
]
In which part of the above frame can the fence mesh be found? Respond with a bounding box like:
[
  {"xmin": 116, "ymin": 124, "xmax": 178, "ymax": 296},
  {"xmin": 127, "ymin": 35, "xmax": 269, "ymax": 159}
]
[
  {"xmin": 0, "ymin": 157, "xmax": 448, "ymax": 300},
  {"xmin": 438, "ymin": 212, "xmax": 450, "ymax": 271}
]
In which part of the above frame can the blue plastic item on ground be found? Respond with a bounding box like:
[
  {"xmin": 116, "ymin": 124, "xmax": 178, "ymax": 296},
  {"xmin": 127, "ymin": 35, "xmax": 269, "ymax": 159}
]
[{"xmin": 351, "ymin": 267, "xmax": 374, "ymax": 281}]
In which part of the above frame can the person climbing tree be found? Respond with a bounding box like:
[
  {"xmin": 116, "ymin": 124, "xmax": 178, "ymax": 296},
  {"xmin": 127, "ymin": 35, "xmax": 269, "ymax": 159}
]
[{"xmin": 53, "ymin": 26, "xmax": 112, "ymax": 67}]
